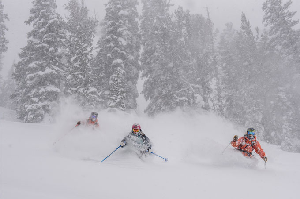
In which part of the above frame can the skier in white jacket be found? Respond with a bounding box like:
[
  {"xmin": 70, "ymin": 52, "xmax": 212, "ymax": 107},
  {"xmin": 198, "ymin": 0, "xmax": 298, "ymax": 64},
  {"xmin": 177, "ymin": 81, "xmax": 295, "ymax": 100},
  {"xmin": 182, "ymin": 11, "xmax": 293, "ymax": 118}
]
[{"xmin": 120, "ymin": 123, "xmax": 152, "ymax": 156}]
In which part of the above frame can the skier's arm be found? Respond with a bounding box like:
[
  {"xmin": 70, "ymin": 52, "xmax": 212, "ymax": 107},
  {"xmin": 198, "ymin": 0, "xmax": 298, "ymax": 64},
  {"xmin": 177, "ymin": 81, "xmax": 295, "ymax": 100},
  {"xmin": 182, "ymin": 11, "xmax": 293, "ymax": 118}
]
[
  {"xmin": 143, "ymin": 135, "xmax": 152, "ymax": 150},
  {"xmin": 78, "ymin": 119, "xmax": 88, "ymax": 126},
  {"xmin": 120, "ymin": 134, "xmax": 130, "ymax": 147},
  {"xmin": 231, "ymin": 136, "xmax": 241, "ymax": 148},
  {"xmin": 76, "ymin": 120, "xmax": 86, "ymax": 126},
  {"xmin": 253, "ymin": 141, "xmax": 266, "ymax": 158}
]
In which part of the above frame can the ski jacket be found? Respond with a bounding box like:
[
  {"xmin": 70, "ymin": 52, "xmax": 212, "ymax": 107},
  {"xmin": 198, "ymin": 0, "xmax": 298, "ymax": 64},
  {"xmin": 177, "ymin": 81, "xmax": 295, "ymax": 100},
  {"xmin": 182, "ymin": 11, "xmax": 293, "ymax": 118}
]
[
  {"xmin": 86, "ymin": 118, "xmax": 99, "ymax": 127},
  {"xmin": 231, "ymin": 136, "xmax": 266, "ymax": 159},
  {"xmin": 121, "ymin": 130, "xmax": 152, "ymax": 152},
  {"xmin": 77, "ymin": 118, "xmax": 99, "ymax": 128}
]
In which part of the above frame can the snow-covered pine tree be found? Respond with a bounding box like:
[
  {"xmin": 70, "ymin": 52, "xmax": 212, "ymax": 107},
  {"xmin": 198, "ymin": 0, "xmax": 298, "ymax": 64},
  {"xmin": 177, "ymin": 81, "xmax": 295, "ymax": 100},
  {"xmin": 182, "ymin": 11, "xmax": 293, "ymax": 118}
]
[
  {"xmin": 261, "ymin": 0, "xmax": 300, "ymax": 151},
  {"xmin": 168, "ymin": 7, "xmax": 196, "ymax": 110},
  {"xmin": 217, "ymin": 23, "xmax": 241, "ymax": 121},
  {"xmin": 255, "ymin": 57, "xmax": 300, "ymax": 151},
  {"xmin": 277, "ymin": 87, "xmax": 300, "ymax": 152},
  {"xmin": 253, "ymin": 29, "xmax": 291, "ymax": 144},
  {"xmin": 188, "ymin": 13, "xmax": 217, "ymax": 111},
  {"xmin": 238, "ymin": 13, "xmax": 257, "ymax": 67},
  {"xmin": 64, "ymin": 0, "xmax": 98, "ymax": 108},
  {"xmin": 141, "ymin": 0, "xmax": 172, "ymax": 115},
  {"xmin": 12, "ymin": 0, "xmax": 65, "ymax": 123},
  {"xmin": 217, "ymin": 14, "xmax": 261, "ymax": 127},
  {"xmin": 0, "ymin": 0, "xmax": 8, "ymax": 76},
  {"xmin": 93, "ymin": 0, "xmax": 140, "ymax": 111},
  {"xmin": 91, "ymin": 39, "xmax": 108, "ymax": 109},
  {"xmin": 236, "ymin": 13, "xmax": 261, "ymax": 127},
  {"xmin": 203, "ymin": 10, "xmax": 219, "ymax": 112},
  {"xmin": 141, "ymin": 0, "xmax": 195, "ymax": 115},
  {"xmin": 263, "ymin": 0, "xmax": 300, "ymax": 63},
  {"xmin": 217, "ymin": 23, "xmax": 235, "ymax": 117}
]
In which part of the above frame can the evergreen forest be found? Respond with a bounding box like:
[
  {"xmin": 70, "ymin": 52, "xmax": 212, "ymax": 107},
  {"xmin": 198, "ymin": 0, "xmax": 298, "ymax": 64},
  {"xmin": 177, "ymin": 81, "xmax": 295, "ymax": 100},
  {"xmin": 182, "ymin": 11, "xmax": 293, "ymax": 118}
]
[{"xmin": 0, "ymin": 0, "xmax": 300, "ymax": 152}]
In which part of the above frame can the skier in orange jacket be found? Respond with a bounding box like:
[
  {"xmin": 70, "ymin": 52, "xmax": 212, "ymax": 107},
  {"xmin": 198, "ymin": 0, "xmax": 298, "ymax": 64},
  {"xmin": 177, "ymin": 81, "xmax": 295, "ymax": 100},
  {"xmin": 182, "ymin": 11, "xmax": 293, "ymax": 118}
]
[
  {"xmin": 76, "ymin": 112, "xmax": 99, "ymax": 128},
  {"xmin": 231, "ymin": 128, "xmax": 267, "ymax": 162}
]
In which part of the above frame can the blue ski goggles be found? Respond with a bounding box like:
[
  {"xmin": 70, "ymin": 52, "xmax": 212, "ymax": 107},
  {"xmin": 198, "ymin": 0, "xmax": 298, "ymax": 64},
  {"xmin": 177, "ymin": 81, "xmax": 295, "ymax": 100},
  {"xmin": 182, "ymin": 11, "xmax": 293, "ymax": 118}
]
[{"xmin": 247, "ymin": 131, "xmax": 255, "ymax": 135}]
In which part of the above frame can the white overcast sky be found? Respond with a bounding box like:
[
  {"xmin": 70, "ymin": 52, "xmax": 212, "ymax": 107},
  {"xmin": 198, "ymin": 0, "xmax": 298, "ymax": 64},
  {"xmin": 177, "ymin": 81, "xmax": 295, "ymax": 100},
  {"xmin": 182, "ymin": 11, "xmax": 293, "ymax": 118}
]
[{"xmin": 1, "ymin": 0, "xmax": 300, "ymax": 78}]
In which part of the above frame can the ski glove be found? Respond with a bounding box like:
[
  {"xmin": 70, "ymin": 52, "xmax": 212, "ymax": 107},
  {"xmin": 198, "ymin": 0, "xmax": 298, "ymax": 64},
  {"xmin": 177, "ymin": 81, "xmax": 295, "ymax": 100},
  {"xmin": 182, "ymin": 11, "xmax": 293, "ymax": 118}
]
[
  {"xmin": 263, "ymin": 157, "xmax": 267, "ymax": 162},
  {"xmin": 233, "ymin": 135, "xmax": 238, "ymax": 142},
  {"xmin": 120, "ymin": 141, "xmax": 126, "ymax": 147},
  {"xmin": 147, "ymin": 148, "xmax": 152, "ymax": 153},
  {"xmin": 76, "ymin": 121, "xmax": 81, "ymax": 126}
]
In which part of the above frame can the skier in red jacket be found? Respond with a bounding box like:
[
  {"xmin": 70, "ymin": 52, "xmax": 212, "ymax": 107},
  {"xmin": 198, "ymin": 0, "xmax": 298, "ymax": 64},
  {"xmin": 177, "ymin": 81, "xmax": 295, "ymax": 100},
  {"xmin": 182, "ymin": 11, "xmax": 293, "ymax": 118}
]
[
  {"xmin": 76, "ymin": 112, "xmax": 99, "ymax": 128},
  {"xmin": 231, "ymin": 128, "xmax": 267, "ymax": 162}
]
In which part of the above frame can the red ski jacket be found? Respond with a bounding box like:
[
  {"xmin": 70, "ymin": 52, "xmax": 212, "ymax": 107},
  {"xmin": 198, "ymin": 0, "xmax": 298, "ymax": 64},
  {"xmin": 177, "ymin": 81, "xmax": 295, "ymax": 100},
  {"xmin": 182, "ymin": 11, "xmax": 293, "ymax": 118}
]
[
  {"xmin": 231, "ymin": 136, "xmax": 266, "ymax": 159},
  {"xmin": 86, "ymin": 118, "xmax": 99, "ymax": 127}
]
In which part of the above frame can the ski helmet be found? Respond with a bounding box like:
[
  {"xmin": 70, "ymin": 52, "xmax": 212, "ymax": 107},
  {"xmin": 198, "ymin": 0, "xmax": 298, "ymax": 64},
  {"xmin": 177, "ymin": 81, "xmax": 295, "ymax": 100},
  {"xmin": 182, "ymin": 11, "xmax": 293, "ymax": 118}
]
[
  {"xmin": 90, "ymin": 112, "xmax": 98, "ymax": 122},
  {"xmin": 246, "ymin": 128, "xmax": 256, "ymax": 140},
  {"xmin": 132, "ymin": 123, "xmax": 141, "ymax": 133}
]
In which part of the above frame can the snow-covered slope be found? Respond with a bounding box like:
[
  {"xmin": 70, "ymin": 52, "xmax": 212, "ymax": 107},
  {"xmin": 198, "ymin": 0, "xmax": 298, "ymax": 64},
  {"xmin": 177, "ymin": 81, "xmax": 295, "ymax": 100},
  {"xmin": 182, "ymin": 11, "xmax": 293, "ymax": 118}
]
[{"xmin": 1, "ymin": 107, "xmax": 299, "ymax": 199}]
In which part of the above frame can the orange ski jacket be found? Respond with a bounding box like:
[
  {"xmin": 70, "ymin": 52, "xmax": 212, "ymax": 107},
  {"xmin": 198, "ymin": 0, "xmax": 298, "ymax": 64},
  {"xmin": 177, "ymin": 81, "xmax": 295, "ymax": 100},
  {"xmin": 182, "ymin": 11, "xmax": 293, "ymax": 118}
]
[
  {"xmin": 86, "ymin": 118, "xmax": 99, "ymax": 127},
  {"xmin": 231, "ymin": 136, "xmax": 266, "ymax": 159},
  {"xmin": 76, "ymin": 119, "xmax": 99, "ymax": 128}
]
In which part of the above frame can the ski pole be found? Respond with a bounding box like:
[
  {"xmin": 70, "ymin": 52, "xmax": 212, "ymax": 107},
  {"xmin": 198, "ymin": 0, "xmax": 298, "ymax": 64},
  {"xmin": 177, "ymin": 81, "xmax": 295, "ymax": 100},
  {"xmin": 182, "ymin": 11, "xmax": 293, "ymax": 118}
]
[
  {"xmin": 53, "ymin": 126, "xmax": 77, "ymax": 145},
  {"xmin": 101, "ymin": 145, "xmax": 121, "ymax": 163},
  {"xmin": 263, "ymin": 158, "xmax": 267, "ymax": 169},
  {"xmin": 150, "ymin": 152, "xmax": 168, "ymax": 162},
  {"xmin": 222, "ymin": 142, "xmax": 232, "ymax": 154},
  {"xmin": 265, "ymin": 161, "xmax": 267, "ymax": 169}
]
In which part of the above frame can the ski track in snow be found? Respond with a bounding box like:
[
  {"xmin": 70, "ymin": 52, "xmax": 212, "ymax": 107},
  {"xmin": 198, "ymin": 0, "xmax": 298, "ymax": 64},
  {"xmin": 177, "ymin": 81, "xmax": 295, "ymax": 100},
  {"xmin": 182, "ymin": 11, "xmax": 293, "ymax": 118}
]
[{"xmin": 1, "ymin": 110, "xmax": 299, "ymax": 199}]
